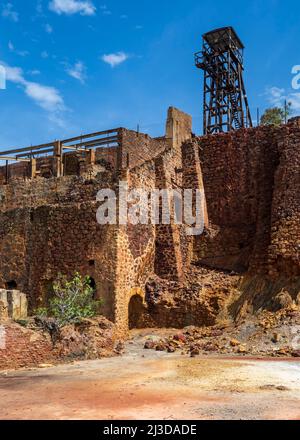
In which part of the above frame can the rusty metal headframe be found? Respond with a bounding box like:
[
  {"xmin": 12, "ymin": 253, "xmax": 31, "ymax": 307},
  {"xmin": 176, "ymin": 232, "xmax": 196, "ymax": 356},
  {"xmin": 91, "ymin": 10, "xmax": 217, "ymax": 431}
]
[{"xmin": 195, "ymin": 26, "xmax": 252, "ymax": 135}]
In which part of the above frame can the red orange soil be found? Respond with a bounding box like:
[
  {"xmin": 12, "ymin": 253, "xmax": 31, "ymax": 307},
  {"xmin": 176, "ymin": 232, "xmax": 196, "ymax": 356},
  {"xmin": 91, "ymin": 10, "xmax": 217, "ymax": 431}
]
[{"xmin": 0, "ymin": 331, "xmax": 300, "ymax": 420}]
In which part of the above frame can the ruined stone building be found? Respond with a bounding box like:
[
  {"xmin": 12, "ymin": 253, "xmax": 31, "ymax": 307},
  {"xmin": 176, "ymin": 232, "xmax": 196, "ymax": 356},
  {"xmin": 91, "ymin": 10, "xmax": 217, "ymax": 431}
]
[{"xmin": 0, "ymin": 108, "xmax": 299, "ymax": 336}]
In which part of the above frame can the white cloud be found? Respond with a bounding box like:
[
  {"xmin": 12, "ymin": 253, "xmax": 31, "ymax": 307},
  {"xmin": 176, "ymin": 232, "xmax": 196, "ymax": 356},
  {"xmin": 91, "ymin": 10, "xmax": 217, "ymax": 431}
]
[
  {"xmin": 265, "ymin": 86, "xmax": 300, "ymax": 112},
  {"xmin": 16, "ymin": 49, "xmax": 29, "ymax": 57},
  {"xmin": 100, "ymin": 5, "xmax": 111, "ymax": 15},
  {"xmin": 28, "ymin": 69, "xmax": 41, "ymax": 76},
  {"xmin": 41, "ymin": 50, "xmax": 49, "ymax": 58},
  {"xmin": 1, "ymin": 3, "xmax": 18, "ymax": 22},
  {"xmin": 265, "ymin": 86, "xmax": 285, "ymax": 106},
  {"xmin": 66, "ymin": 61, "xmax": 86, "ymax": 83},
  {"xmin": 286, "ymin": 93, "xmax": 300, "ymax": 111},
  {"xmin": 2, "ymin": 62, "xmax": 65, "ymax": 113},
  {"xmin": 48, "ymin": 112, "xmax": 66, "ymax": 128},
  {"xmin": 25, "ymin": 82, "xmax": 64, "ymax": 112},
  {"xmin": 8, "ymin": 41, "xmax": 29, "ymax": 57},
  {"xmin": 45, "ymin": 23, "xmax": 53, "ymax": 33},
  {"xmin": 4, "ymin": 65, "xmax": 24, "ymax": 83},
  {"xmin": 36, "ymin": 0, "xmax": 43, "ymax": 14},
  {"xmin": 101, "ymin": 52, "xmax": 128, "ymax": 68},
  {"xmin": 49, "ymin": 0, "xmax": 96, "ymax": 16}
]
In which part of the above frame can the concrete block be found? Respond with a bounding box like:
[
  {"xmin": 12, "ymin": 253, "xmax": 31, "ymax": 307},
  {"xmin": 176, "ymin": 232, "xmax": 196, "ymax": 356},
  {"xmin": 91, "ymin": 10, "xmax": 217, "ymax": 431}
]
[
  {"xmin": 0, "ymin": 290, "xmax": 8, "ymax": 321},
  {"xmin": 6, "ymin": 290, "xmax": 28, "ymax": 320}
]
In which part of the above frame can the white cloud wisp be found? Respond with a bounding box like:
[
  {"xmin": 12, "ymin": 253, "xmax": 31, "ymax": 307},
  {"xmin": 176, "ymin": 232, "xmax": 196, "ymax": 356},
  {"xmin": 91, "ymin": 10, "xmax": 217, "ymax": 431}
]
[
  {"xmin": 49, "ymin": 0, "xmax": 96, "ymax": 16},
  {"xmin": 66, "ymin": 61, "xmax": 86, "ymax": 83},
  {"xmin": 265, "ymin": 86, "xmax": 300, "ymax": 112},
  {"xmin": 101, "ymin": 52, "xmax": 128, "ymax": 68},
  {"xmin": 3, "ymin": 63, "xmax": 65, "ymax": 113}
]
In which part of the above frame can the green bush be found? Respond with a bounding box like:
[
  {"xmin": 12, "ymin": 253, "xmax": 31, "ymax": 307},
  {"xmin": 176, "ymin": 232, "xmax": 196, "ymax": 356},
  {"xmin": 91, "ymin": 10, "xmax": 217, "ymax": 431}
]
[
  {"xmin": 261, "ymin": 103, "xmax": 292, "ymax": 126},
  {"xmin": 14, "ymin": 319, "xmax": 29, "ymax": 327},
  {"xmin": 35, "ymin": 307, "xmax": 48, "ymax": 318},
  {"xmin": 38, "ymin": 273, "xmax": 102, "ymax": 327}
]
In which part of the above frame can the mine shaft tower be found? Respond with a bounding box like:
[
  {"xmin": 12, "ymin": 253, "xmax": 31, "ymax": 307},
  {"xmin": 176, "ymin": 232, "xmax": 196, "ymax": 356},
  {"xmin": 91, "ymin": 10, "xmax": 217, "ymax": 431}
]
[{"xmin": 195, "ymin": 26, "xmax": 252, "ymax": 135}]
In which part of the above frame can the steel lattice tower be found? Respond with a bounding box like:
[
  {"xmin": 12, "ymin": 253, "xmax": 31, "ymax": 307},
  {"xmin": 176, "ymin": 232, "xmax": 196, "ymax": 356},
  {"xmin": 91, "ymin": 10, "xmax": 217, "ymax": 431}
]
[{"xmin": 195, "ymin": 27, "xmax": 252, "ymax": 135}]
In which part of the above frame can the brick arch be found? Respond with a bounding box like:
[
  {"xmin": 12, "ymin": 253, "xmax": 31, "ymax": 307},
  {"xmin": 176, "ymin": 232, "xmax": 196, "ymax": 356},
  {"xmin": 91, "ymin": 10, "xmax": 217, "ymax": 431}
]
[
  {"xmin": 128, "ymin": 288, "xmax": 146, "ymax": 330},
  {"xmin": 128, "ymin": 287, "xmax": 145, "ymax": 302}
]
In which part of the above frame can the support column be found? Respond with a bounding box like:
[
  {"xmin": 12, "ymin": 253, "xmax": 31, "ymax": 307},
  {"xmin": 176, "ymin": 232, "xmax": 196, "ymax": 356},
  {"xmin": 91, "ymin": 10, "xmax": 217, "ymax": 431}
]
[
  {"xmin": 86, "ymin": 148, "xmax": 96, "ymax": 166},
  {"xmin": 29, "ymin": 158, "xmax": 37, "ymax": 179},
  {"xmin": 53, "ymin": 141, "xmax": 63, "ymax": 177}
]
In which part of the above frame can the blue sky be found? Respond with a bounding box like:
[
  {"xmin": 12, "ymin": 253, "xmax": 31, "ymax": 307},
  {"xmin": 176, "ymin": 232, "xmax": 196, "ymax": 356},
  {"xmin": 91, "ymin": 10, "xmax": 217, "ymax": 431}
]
[{"xmin": 0, "ymin": 0, "xmax": 300, "ymax": 149}]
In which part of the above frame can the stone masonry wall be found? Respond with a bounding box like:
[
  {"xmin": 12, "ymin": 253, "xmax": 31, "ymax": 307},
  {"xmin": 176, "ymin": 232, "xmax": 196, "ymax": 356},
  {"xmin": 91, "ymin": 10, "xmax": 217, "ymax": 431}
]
[
  {"xmin": 268, "ymin": 126, "xmax": 300, "ymax": 277},
  {"xmin": 0, "ymin": 111, "xmax": 299, "ymax": 337},
  {"xmin": 194, "ymin": 124, "xmax": 300, "ymax": 278},
  {"xmin": 119, "ymin": 128, "xmax": 170, "ymax": 170},
  {"xmin": 0, "ymin": 174, "xmax": 120, "ymax": 318},
  {"xmin": 110, "ymin": 108, "xmax": 195, "ymax": 334},
  {"xmin": 0, "ymin": 113, "xmax": 182, "ymax": 336}
]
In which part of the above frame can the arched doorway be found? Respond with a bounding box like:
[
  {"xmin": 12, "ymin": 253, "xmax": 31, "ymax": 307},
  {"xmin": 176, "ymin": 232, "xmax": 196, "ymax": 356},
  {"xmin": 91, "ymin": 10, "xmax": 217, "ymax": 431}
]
[
  {"xmin": 128, "ymin": 294, "xmax": 145, "ymax": 329},
  {"xmin": 89, "ymin": 277, "xmax": 97, "ymax": 300}
]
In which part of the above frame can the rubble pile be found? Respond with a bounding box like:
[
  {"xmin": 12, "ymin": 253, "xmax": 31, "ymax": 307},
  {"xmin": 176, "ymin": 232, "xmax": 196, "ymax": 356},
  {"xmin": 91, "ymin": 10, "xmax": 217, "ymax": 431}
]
[
  {"xmin": 142, "ymin": 267, "xmax": 241, "ymax": 329},
  {"xmin": 143, "ymin": 305, "xmax": 300, "ymax": 358},
  {"xmin": 53, "ymin": 317, "xmax": 116, "ymax": 360}
]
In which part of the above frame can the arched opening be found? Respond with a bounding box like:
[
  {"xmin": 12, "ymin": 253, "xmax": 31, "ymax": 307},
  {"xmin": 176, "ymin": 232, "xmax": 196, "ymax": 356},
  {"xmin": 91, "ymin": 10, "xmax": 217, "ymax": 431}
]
[
  {"xmin": 89, "ymin": 277, "xmax": 97, "ymax": 300},
  {"xmin": 128, "ymin": 294, "xmax": 145, "ymax": 329},
  {"xmin": 6, "ymin": 280, "xmax": 17, "ymax": 290},
  {"xmin": 43, "ymin": 280, "xmax": 54, "ymax": 306}
]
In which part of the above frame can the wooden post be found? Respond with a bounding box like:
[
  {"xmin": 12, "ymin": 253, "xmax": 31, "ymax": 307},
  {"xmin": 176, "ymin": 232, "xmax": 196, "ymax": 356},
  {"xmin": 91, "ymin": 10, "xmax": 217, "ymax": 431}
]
[
  {"xmin": 86, "ymin": 149, "xmax": 95, "ymax": 166},
  {"xmin": 5, "ymin": 160, "xmax": 8, "ymax": 184},
  {"xmin": 30, "ymin": 158, "xmax": 37, "ymax": 179},
  {"xmin": 53, "ymin": 141, "xmax": 63, "ymax": 177}
]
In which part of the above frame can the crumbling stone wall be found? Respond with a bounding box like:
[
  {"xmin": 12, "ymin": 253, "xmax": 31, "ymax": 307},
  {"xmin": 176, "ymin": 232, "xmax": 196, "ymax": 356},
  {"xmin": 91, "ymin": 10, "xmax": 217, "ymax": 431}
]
[
  {"xmin": 100, "ymin": 108, "xmax": 195, "ymax": 334},
  {"xmin": 0, "ymin": 109, "xmax": 299, "ymax": 336},
  {"xmin": 166, "ymin": 107, "xmax": 192, "ymax": 151},
  {"xmin": 0, "ymin": 110, "xmax": 189, "ymax": 335},
  {"xmin": 268, "ymin": 126, "xmax": 300, "ymax": 277},
  {"xmin": 0, "ymin": 174, "xmax": 120, "ymax": 316},
  {"xmin": 194, "ymin": 124, "xmax": 300, "ymax": 278},
  {"xmin": 0, "ymin": 323, "xmax": 56, "ymax": 369},
  {"xmin": 119, "ymin": 129, "xmax": 170, "ymax": 169},
  {"xmin": 0, "ymin": 316, "xmax": 115, "ymax": 370}
]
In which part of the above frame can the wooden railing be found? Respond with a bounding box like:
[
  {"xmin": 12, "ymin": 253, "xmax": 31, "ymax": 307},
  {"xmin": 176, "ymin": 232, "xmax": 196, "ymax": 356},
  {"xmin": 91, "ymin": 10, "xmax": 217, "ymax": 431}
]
[{"xmin": 0, "ymin": 128, "xmax": 121, "ymax": 182}]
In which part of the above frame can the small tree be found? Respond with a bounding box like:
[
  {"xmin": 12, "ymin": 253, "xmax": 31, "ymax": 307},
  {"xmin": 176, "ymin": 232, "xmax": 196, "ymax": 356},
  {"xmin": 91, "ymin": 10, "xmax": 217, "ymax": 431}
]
[
  {"xmin": 47, "ymin": 273, "xmax": 102, "ymax": 327},
  {"xmin": 261, "ymin": 103, "xmax": 292, "ymax": 126}
]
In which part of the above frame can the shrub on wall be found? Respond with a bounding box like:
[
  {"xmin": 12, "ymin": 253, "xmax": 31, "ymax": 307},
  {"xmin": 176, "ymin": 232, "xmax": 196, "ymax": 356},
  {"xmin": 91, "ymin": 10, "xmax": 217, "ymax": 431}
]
[{"xmin": 36, "ymin": 273, "xmax": 102, "ymax": 328}]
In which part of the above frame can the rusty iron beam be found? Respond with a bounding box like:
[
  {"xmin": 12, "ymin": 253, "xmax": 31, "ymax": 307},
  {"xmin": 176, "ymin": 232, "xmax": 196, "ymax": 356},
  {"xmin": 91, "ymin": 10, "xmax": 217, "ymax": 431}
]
[
  {"xmin": 0, "ymin": 142, "xmax": 55, "ymax": 156},
  {"xmin": 65, "ymin": 136, "xmax": 119, "ymax": 150},
  {"xmin": 0, "ymin": 156, "xmax": 30, "ymax": 162},
  {"xmin": 62, "ymin": 146, "xmax": 87, "ymax": 152},
  {"xmin": 61, "ymin": 128, "xmax": 121, "ymax": 145},
  {"xmin": 16, "ymin": 148, "xmax": 54, "ymax": 158}
]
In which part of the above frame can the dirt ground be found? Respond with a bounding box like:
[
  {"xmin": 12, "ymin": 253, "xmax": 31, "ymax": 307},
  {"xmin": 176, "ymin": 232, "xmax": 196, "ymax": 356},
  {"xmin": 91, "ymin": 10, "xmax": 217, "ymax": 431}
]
[{"xmin": 0, "ymin": 330, "xmax": 300, "ymax": 420}]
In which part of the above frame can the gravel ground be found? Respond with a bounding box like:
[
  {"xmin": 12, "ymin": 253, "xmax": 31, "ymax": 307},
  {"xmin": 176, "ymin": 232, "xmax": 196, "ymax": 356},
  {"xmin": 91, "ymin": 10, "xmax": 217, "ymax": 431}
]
[{"xmin": 0, "ymin": 330, "xmax": 300, "ymax": 420}]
